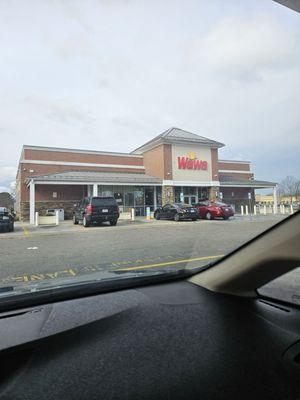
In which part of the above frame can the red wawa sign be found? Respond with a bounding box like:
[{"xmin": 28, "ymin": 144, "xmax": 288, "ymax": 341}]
[{"xmin": 177, "ymin": 153, "xmax": 208, "ymax": 170}]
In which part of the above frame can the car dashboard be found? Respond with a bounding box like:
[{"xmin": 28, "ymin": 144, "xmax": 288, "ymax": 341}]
[{"xmin": 0, "ymin": 280, "xmax": 299, "ymax": 400}]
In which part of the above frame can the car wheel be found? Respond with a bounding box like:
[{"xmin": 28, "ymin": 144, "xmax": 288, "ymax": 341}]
[
  {"xmin": 110, "ymin": 220, "xmax": 117, "ymax": 226},
  {"xmin": 10, "ymin": 224, "xmax": 14, "ymax": 232},
  {"xmin": 206, "ymin": 212, "xmax": 213, "ymax": 220},
  {"xmin": 223, "ymin": 216, "xmax": 229, "ymax": 220},
  {"xmin": 73, "ymin": 214, "xmax": 78, "ymax": 225},
  {"xmin": 174, "ymin": 213, "xmax": 180, "ymax": 222},
  {"xmin": 155, "ymin": 213, "xmax": 160, "ymax": 220},
  {"xmin": 83, "ymin": 216, "xmax": 90, "ymax": 227},
  {"xmin": 192, "ymin": 218, "xmax": 197, "ymax": 221}
]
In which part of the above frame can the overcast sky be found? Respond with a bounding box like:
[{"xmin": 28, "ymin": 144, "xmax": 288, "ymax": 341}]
[{"xmin": 0, "ymin": 0, "xmax": 299, "ymax": 192}]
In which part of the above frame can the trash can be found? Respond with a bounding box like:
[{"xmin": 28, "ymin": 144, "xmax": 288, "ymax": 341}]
[{"xmin": 46, "ymin": 209, "xmax": 64, "ymax": 221}]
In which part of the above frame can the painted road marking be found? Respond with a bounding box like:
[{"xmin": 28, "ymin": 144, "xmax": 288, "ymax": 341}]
[
  {"xmin": 117, "ymin": 254, "xmax": 224, "ymax": 271},
  {"xmin": 27, "ymin": 247, "xmax": 38, "ymax": 250},
  {"xmin": 0, "ymin": 255, "xmax": 223, "ymax": 284}
]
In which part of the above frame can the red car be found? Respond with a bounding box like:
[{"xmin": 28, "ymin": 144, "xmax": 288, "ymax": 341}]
[{"xmin": 194, "ymin": 201, "xmax": 234, "ymax": 220}]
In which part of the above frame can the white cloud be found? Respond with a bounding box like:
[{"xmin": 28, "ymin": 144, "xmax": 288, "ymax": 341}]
[
  {"xmin": 0, "ymin": 167, "xmax": 16, "ymax": 183},
  {"xmin": 192, "ymin": 17, "xmax": 298, "ymax": 81}
]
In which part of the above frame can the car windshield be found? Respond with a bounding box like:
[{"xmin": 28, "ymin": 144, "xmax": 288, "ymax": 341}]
[{"xmin": 0, "ymin": 1, "xmax": 299, "ymax": 306}]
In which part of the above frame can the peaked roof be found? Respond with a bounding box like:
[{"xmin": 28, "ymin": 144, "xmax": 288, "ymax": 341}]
[{"xmin": 132, "ymin": 127, "xmax": 225, "ymax": 153}]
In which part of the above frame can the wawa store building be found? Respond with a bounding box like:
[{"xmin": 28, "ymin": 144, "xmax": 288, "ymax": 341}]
[{"xmin": 15, "ymin": 128, "xmax": 277, "ymax": 223}]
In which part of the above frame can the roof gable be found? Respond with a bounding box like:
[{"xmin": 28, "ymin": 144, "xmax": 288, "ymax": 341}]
[{"xmin": 132, "ymin": 127, "xmax": 224, "ymax": 153}]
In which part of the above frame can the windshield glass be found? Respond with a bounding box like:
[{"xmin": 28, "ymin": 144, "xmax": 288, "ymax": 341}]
[{"xmin": 0, "ymin": 1, "xmax": 299, "ymax": 303}]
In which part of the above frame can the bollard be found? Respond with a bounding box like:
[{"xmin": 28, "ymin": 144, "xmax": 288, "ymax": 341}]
[
  {"xmin": 241, "ymin": 205, "xmax": 244, "ymax": 216},
  {"xmin": 55, "ymin": 210, "xmax": 59, "ymax": 225},
  {"xmin": 35, "ymin": 212, "xmax": 39, "ymax": 226},
  {"xmin": 245, "ymin": 205, "xmax": 249, "ymax": 216},
  {"xmin": 254, "ymin": 205, "xmax": 257, "ymax": 215},
  {"xmin": 146, "ymin": 207, "xmax": 151, "ymax": 220},
  {"xmin": 131, "ymin": 208, "xmax": 135, "ymax": 221},
  {"xmin": 290, "ymin": 204, "xmax": 294, "ymax": 214},
  {"xmin": 263, "ymin": 205, "xmax": 267, "ymax": 215}
]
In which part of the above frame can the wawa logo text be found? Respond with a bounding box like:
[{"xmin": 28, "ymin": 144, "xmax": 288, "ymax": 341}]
[{"xmin": 177, "ymin": 152, "xmax": 208, "ymax": 170}]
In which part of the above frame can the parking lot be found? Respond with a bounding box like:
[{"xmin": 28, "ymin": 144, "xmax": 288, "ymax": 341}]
[{"xmin": 0, "ymin": 215, "xmax": 286, "ymax": 287}]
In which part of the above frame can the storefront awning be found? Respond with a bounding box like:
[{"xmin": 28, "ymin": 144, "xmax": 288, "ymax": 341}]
[
  {"xmin": 220, "ymin": 179, "xmax": 277, "ymax": 188},
  {"xmin": 26, "ymin": 171, "xmax": 163, "ymax": 186}
]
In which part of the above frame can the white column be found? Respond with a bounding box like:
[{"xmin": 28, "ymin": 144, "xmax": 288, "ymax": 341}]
[
  {"xmin": 245, "ymin": 205, "xmax": 249, "ymax": 215},
  {"xmin": 241, "ymin": 205, "xmax": 244, "ymax": 216},
  {"xmin": 154, "ymin": 186, "xmax": 157, "ymax": 210},
  {"xmin": 93, "ymin": 183, "xmax": 98, "ymax": 197},
  {"xmin": 273, "ymin": 185, "xmax": 278, "ymax": 214},
  {"xmin": 29, "ymin": 181, "xmax": 35, "ymax": 225}
]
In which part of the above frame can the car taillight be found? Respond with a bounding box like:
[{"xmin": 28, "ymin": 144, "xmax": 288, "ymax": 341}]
[{"xmin": 86, "ymin": 204, "xmax": 93, "ymax": 214}]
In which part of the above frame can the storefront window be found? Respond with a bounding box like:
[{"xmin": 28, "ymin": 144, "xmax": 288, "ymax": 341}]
[
  {"xmin": 98, "ymin": 185, "xmax": 113, "ymax": 197},
  {"xmin": 184, "ymin": 187, "xmax": 197, "ymax": 196},
  {"xmin": 124, "ymin": 186, "xmax": 134, "ymax": 210},
  {"xmin": 113, "ymin": 186, "xmax": 124, "ymax": 211},
  {"xmin": 198, "ymin": 187, "xmax": 208, "ymax": 200},
  {"xmin": 145, "ymin": 187, "xmax": 154, "ymax": 209},
  {"xmin": 134, "ymin": 187, "xmax": 144, "ymax": 216},
  {"xmin": 175, "ymin": 187, "xmax": 181, "ymax": 203}
]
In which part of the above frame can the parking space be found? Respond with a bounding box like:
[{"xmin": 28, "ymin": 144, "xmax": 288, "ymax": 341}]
[{"xmin": 0, "ymin": 215, "xmax": 287, "ymax": 287}]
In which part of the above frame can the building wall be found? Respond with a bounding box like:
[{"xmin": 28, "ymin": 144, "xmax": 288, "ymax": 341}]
[
  {"xmin": 23, "ymin": 148, "xmax": 143, "ymax": 166},
  {"xmin": 218, "ymin": 161, "xmax": 250, "ymax": 171},
  {"xmin": 220, "ymin": 187, "xmax": 255, "ymax": 211},
  {"xmin": 142, "ymin": 144, "xmax": 172, "ymax": 179},
  {"xmin": 35, "ymin": 184, "xmax": 86, "ymax": 201}
]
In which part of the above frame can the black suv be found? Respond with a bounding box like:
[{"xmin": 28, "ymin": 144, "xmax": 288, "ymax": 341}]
[
  {"xmin": 73, "ymin": 197, "xmax": 120, "ymax": 227},
  {"xmin": 0, "ymin": 207, "xmax": 15, "ymax": 232}
]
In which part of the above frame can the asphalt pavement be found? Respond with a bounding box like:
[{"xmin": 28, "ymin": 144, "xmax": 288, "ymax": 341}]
[{"xmin": 0, "ymin": 215, "xmax": 286, "ymax": 286}]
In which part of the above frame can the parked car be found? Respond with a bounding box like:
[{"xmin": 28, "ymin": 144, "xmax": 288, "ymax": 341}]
[
  {"xmin": 0, "ymin": 207, "xmax": 15, "ymax": 232},
  {"xmin": 73, "ymin": 197, "xmax": 120, "ymax": 227},
  {"xmin": 154, "ymin": 203, "xmax": 198, "ymax": 221},
  {"xmin": 194, "ymin": 201, "xmax": 234, "ymax": 220}
]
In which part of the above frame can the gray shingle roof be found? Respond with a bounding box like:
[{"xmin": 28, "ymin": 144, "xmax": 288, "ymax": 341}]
[
  {"xmin": 27, "ymin": 171, "xmax": 162, "ymax": 185},
  {"xmin": 132, "ymin": 127, "xmax": 225, "ymax": 153}
]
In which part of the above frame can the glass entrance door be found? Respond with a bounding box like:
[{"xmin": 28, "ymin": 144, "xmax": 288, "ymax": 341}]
[{"xmin": 184, "ymin": 196, "xmax": 197, "ymax": 205}]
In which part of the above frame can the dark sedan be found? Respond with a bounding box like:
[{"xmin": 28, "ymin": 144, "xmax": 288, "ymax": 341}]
[
  {"xmin": 0, "ymin": 207, "xmax": 15, "ymax": 232},
  {"xmin": 194, "ymin": 201, "xmax": 234, "ymax": 220},
  {"xmin": 154, "ymin": 203, "xmax": 198, "ymax": 221}
]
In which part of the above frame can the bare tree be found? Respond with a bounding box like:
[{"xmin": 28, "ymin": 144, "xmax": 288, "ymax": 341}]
[
  {"xmin": 0, "ymin": 192, "xmax": 14, "ymax": 209},
  {"xmin": 278, "ymin": 176, "xmax": 299, "ymax": 202}
]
